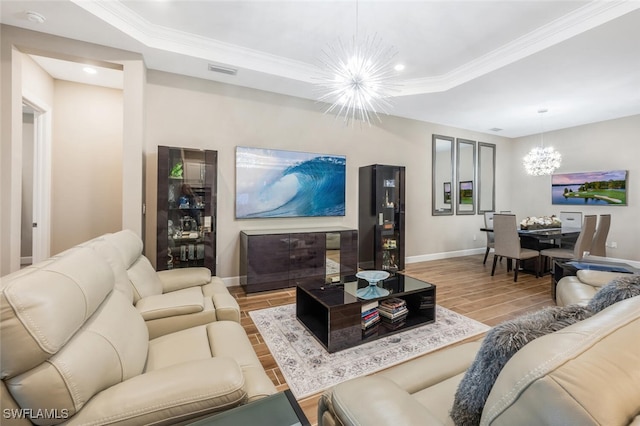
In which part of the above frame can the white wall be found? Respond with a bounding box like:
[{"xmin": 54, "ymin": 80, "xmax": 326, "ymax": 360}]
[
  {"xmin": 510, "ymin": 115, "xmax": 640, "ymax": 260},
  {"xmin": 144, "ymin": 71, "xmax": 512, "ymax": 279}
]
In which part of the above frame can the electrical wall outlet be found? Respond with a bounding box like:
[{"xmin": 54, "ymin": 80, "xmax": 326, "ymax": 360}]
[
  {"xmin": 610, "ymin": 242, "xmax": 617, "ymax": 248},
  {"xmin": 473, "ymin": 234, "xmax": 477, "ymax": 241}
]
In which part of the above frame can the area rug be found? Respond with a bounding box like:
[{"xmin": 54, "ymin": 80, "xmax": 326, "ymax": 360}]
[
  {"xmin": 325, "ymin": 258, "xmax": 340, "ymax": 275},
  {"xmin": 249, "ymin": 303, "xmax": 490, "ymax": 399}
]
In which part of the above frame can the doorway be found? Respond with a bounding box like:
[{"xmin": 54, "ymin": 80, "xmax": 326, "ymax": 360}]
[
  {"xmin": 21, "ymin": 107, "xmax": 34, "ymax": 266},
  {"xmin": 21, "ymin": 94, "xmax": 52, "ymax": 265}
]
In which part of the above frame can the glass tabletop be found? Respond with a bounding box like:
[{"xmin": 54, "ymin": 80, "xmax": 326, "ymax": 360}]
[
  {"xmin": 186, "ymin": 390, "xmax": 309, "ymax": 426},
  {"xmin": 296, "ymin": 273, "xmax": 434, "ymax": 307},
  {"xmin": 343, "ymin": 273, "xmax": 433, "ymax": 299}
]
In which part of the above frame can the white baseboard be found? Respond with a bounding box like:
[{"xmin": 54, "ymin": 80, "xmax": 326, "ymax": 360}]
[
  {"xmin": 221, "ymin": 276, "xmax": 241, "ymax": 287},
  {"xmin": 20, "ymin": 256, "xmax": 33, "ymax": 265},
  {"xmin": 406, "ymin": 248, "xmax": 486, "ymax": 264}
]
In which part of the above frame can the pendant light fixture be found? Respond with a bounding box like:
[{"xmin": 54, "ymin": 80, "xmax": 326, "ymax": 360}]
[
  {"xmin": 315, "ymin": 0, "xmax": 398, "ymax": 125},
  {"xmin": 523, "ymin": 109, "xmax": 562, "ymax": 176}
]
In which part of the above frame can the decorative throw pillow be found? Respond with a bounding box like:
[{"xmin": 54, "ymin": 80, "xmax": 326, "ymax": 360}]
[
  {"xmin": 449, "ymin": 305, "xmax": 592, "ymax": 426},
  {"xmin": 588, "ymin": 274, "xmax": 640, "ymax": 313}
]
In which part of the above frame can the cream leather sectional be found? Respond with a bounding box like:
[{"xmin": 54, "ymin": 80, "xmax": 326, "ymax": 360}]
[
  {"xmin": 1, "ymin": 230, "xmax": 277, "ymax": 425},
  {"xmin": 318, "ymin": 286, "xmax": 640, "ymax": 425},
  {"xmin": 555, "ymin": 269, "xmax": 628, "ymax": 307},
  {"xmin": 102, "ymin": 230, "xmax": 242, "ymax": 339}
]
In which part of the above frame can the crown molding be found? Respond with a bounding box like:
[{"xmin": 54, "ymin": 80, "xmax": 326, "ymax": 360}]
[
  {"xmin": 398, "ymin": 0, "xmax": 640, "ymax": 96},
  {"xmin": 73, "ymin": 0, "xmax": 640, "ymax": 95},
  {"xmin": 71, "ymin": 0, "xmax": 318, "ymax": 83}
]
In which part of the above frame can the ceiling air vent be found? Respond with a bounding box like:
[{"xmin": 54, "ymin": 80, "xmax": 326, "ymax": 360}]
[
  {"xmin": 208, "ymin": 63, "xmax": 238, "ymax": 76},
  {"xmin": 489, "ymin": 128, "xmax": 503, "ymax": 132}
]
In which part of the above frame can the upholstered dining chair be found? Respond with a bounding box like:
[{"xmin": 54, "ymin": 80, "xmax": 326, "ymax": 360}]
[
  {"xmin": 589, "ymin": 214, "xmax": 611, "ymax": 256},
  {"xmin": 483, "ymin": 212, "xmax": 495, "ymax": 264},
  {"xmin": 540, "ymin": 215, "xmax": 597, "ymax": 265},
  {"xmin": 491, "ymin": 214, "xmax": 540, "ymax": 282},
  {"xmin": 559, "ymin": 211, "xmax": 582, "ymax": 249},
  {"xmin": 560, "ymin": 211, "xmax": 582, "ymax": 231}
]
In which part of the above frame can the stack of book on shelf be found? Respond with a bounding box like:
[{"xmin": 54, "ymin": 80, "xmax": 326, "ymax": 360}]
[
  {"xmin": 361, "ymin": 301, "xmax": 380, "ymax": 333},
  {"xmin": 378, "ymin": 298, "xmax": 409, "ymax": 329},
  {"xmin": 419, "ymin": 294, "xmax": 435, "ymax": 311}
]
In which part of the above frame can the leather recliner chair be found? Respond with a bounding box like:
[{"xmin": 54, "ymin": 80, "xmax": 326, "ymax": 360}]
[
  {"xmin": 1, "ymin": 243, "xmax": 276, "ymax": 425},
  {"xmin": 99, "ymin": 229, "xmax": 241, "ymax": 338}
]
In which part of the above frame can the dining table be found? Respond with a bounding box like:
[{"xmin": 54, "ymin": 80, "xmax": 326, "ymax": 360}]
[
  {"xmin": 515, "ymin": 228, "xmax": 580, "ymax": 250},
  {"xmin": 480, "ymin": 227, "xmax": 582, "ymax": 273},
  {"xmin": 481, "ymin": 227, "xmax": 580, "ymax": 249}
]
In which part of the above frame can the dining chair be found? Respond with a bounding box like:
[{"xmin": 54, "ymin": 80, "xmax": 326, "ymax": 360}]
[
  {"xmin": 483, "ymin": 211, "xmax": 495, "ymax": 264},
  {"xmin": 491, "ymin": 214, "xmax": 540, "ymax": 282},
  {"xmin": 559, "ymin": 211, "xmax": 582, "ymax": 232},
  {"xmin": 540, "ymin": 215, "xmax": 597, "ymax": 266},
  {"xmin": 589, "ymin": 214, "xmax": 611, "ymax": 257},
  {"xmin": 558, "ymin": 211, "xmax": 582, "ymax": 249}
]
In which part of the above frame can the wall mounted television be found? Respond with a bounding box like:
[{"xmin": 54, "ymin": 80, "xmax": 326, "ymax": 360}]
[{"xmin": 235, "ymin": 146, "xmax": 346, "ymax": 218}]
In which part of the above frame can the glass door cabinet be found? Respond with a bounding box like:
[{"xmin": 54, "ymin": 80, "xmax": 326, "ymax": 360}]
[
  {"xmin": 358, "ymin": 164, "xmax": 406, "ymax": 271},
  {"xmin": 157, "ymin": 146, "xmax": 217, "ymax": 273}
]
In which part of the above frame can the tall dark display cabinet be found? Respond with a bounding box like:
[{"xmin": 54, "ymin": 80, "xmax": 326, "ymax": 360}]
[
  {"xmin": 358, "ymin": 164, "xmax": 406, "ymax": 271},
  {"xmin": 157, "ymin": 146, "xmax": 217, "ymax": 273}
]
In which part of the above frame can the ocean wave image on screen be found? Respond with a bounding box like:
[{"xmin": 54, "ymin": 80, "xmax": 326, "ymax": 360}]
[{"xmin": 236, "ymin": 151, "xmax": 346, "ymax": 218}]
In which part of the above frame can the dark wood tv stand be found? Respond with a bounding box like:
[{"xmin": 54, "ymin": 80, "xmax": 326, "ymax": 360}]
[{"xmin": 239, "ymin": 227, "xmax": 358, "ymax": 293}]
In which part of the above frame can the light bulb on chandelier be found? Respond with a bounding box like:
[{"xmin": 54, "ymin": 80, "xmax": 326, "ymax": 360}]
[
  {"xmin": 523, "ymin": 109, "xmax": 562, "ymax": 176},
  {"xmin": 315, "ymin": 0, "xmax": 398, "ymax": 125}
]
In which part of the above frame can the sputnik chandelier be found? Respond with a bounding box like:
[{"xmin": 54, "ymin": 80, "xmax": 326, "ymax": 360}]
[
  {"xmin": 316, "ymin": 1, "xmax": 398, "ymax": 125},
  {"xmin": 523, "ymin": 109, "xmax": 562, "ymax": 176}
]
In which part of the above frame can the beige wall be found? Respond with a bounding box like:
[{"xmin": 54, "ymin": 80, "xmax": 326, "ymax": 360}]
[
  {"xmin": 1, "ymin": 43, "xmax": 24, "ymax": 274},
  {"xmin": 50, "ymin": 80, "xmax": 123, "ymax": 254},
  {"xmin": 121, "ymin": 60, "xmax": 146, "ymax": 239},
  {"xmin": 509, "ymin": 115, "xmax": 640, "ymax": 260},
  {"xmin": 21, "ymin": 53, "xmax": 55, "ymax": 105},
  {"xmin": 1, "ymin": 25, "xmax": 144, "ymax": 275},
  {"xmin": 144, "ymin": 71, "xmax": 512, "ymax": 280}
]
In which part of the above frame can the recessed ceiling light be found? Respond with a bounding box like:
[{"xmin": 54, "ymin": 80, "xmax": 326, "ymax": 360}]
[
  {"xmin": 26, "ymin": 11, "xmax": 46, "ymax": 24},
  {"xmin": 489, "ymin": 128, "xmax": 503, "ymax": 132},
  {"xmin": 83, "ymin": 67, "xmax": 97, "ymax": 75},
  {"xmin": 394, "ymin": 64, "xmax": 405, "ymax": 72}
]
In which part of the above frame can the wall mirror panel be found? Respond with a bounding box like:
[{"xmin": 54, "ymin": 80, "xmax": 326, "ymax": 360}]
[
  {"xmin": 456, "ymin": 138, "xmax": 476, "ymax": 215},
  {"xmin": 477, "ymin": 142, "xmax": 496, "ymax": 214},
  {"xmin": 432, "ymin": 135, "xmax": 454, "ymax": 216},
  {"xmin": 326, "ymin": 232, "xmax": 340, "ymax": 283}
]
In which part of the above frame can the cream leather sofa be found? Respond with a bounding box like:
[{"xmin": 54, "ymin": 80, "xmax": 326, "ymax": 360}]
[
  {"xmin": 102, "ymin": 230, "xmax": 240, "ymax": 338},
  {"xmin": 318, "ymin": 294, "xmax": 640, "ymax": 425},
  {"xmin": 556, "ymin": 269, "xmax": 629, "ymax": 306},
  {"xmin": 1, "ymin": 235, "xmax": 276, "ymax": 425}
]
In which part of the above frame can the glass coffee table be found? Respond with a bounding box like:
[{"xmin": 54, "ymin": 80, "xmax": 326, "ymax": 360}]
[
  {"xmin": 296, "ymin": 273, "xmax": 436, "ymax": 353},
  {"xmin": 186, "ymin": 390, "xmax": 309, "ymax": 426}
]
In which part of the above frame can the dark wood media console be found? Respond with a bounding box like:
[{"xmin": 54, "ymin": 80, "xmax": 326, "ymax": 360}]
[{"xmin": 239, "ymin": 227, "xmax": 358, "ymax": 294}]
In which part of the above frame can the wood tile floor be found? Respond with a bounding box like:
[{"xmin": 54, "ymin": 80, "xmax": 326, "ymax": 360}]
[{"xmin": 229, "ymin": 254, "xmax": 555, "ymax": 425}]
